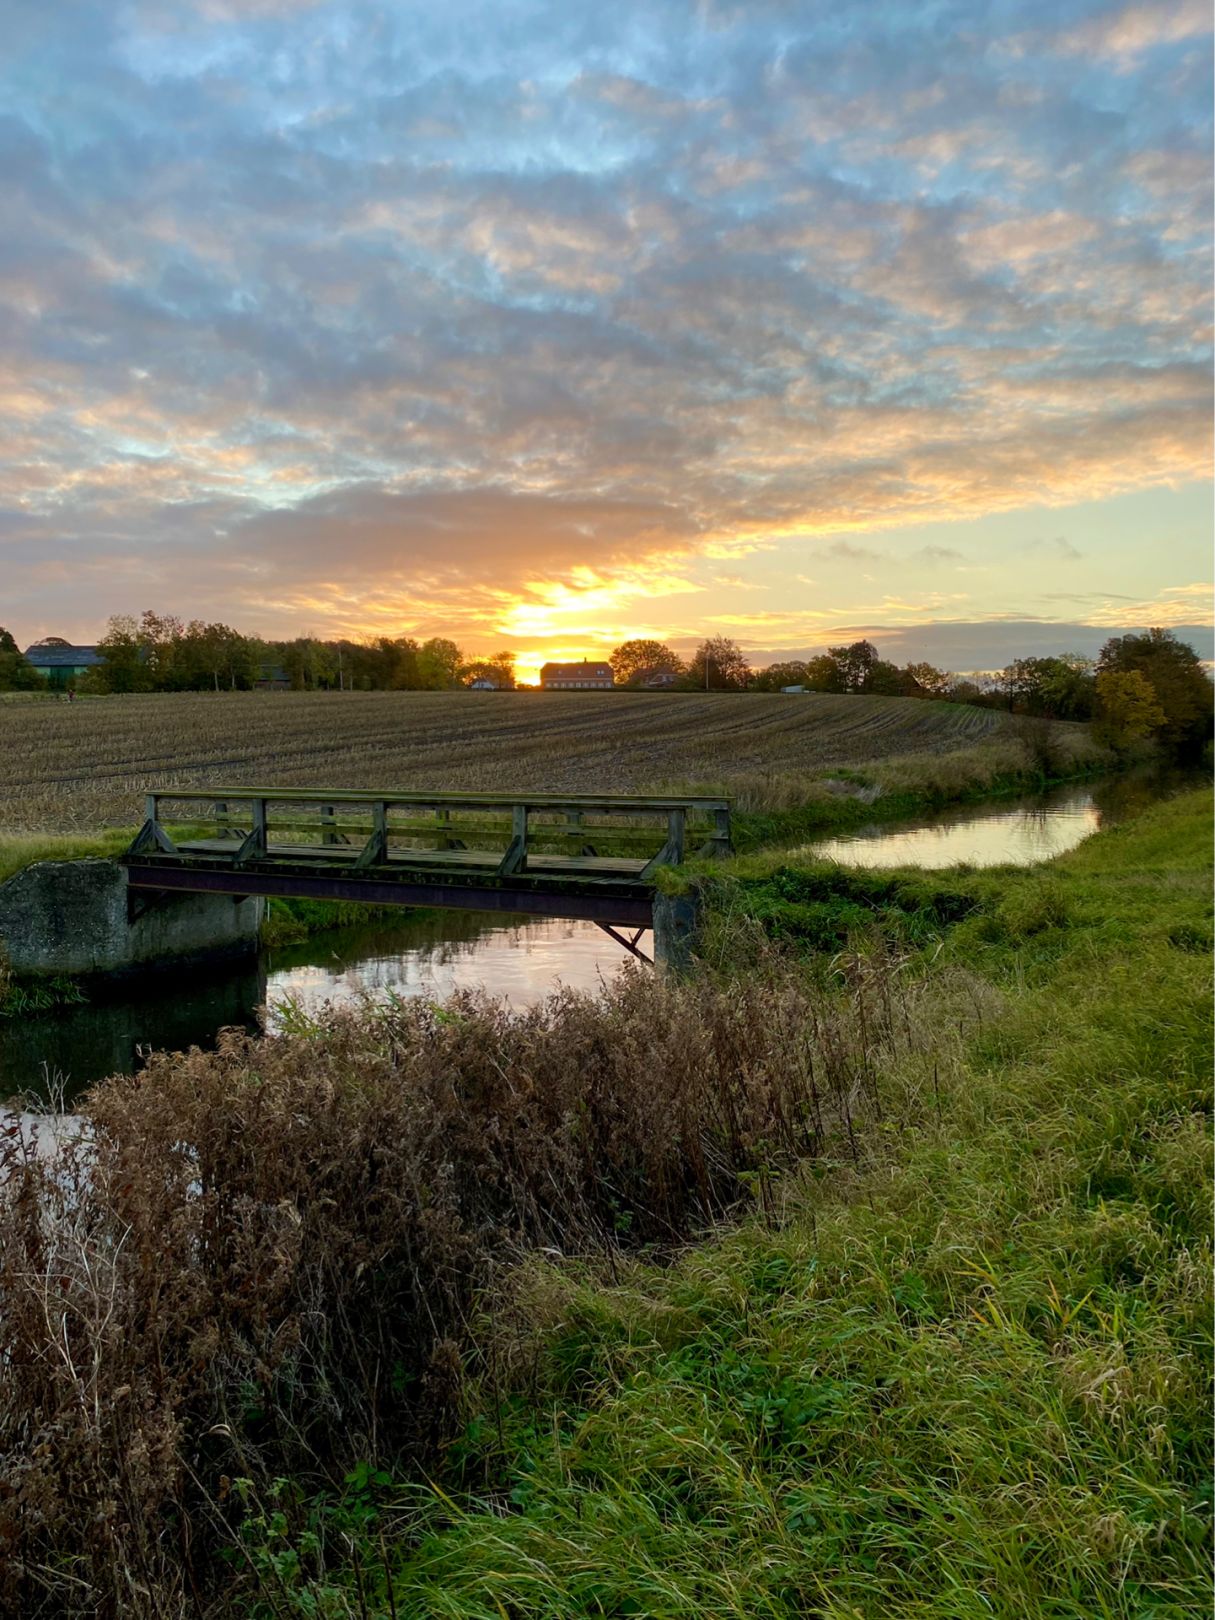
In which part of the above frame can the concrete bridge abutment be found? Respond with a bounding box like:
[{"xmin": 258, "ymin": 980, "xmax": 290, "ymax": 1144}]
[
  {"xmin": 652, "ymin": 891, "xmax": 703, "ymax": 974},
  {"xmin": 0, "ymin": 859, "xmax": 263, "ymax": 982}
]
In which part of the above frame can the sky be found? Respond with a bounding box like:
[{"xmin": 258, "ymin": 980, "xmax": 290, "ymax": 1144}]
[{"xmin": 1, "ymin": 0, "xmax": 1211, "ymax": 682}]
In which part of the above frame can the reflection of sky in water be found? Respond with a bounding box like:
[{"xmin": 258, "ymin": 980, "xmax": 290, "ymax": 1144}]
[
  {"xmin": 806, "ymin": 789, "xmax": 1101, "ymax": 870},
  {"xmin": 266, "ymin": 919, "xmax": 652, "ymax": 1027}
]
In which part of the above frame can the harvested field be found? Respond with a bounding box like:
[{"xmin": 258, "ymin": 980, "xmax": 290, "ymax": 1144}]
[{"xmin": 1, "ymin": 689, "xmax": 1021, "ymax": 832}]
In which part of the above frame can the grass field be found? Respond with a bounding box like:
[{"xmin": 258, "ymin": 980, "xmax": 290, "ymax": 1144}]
[
  {"xmin": 3, "ymin": 787, "xmax": 1205, "ymax": 1616},
  {"xmin": 279, "ymin": 789, "xmax": 1215, "ymax": 1618},
  {"xmin": 0, "ymin": 689, "xmax": 1059, "ymax": 835}
]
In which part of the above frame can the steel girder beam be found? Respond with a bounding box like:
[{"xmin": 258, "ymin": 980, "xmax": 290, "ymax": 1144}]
[{"xmin": 123, "ymin": 860, "xmax": 653, "ymax": 928}]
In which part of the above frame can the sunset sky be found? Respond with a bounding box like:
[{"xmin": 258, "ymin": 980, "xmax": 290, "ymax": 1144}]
[{"xmin": 2, "ymin": 0, "xmax": 1211, "ymax": 683}]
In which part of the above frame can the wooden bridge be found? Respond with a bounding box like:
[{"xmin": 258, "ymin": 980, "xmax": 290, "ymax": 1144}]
[{"xmin": 122, "ymin": 788, "xmax": 731, "ymax": 959}]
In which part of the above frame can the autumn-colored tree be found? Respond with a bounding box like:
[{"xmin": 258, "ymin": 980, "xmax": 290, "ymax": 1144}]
[
  {"xmin": 1097, "ymin": 629, "xmax": 1212, "ymax": 755},
  {"xmin": 1093, "ymin": 670, "xmax": 1167, "ymax": 750},
  {"xmin": 686, "ymin": 636, "xmax": 752, "ymax": 690},
  {"xmin": 609, "ymin": 639, "xmax": 685, "ymax": 687}
]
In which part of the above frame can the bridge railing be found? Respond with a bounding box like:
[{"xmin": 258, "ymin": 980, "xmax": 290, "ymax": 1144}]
[{"xmin": 127, "ymin": 788, "xmax": 732, "ymax": 878}]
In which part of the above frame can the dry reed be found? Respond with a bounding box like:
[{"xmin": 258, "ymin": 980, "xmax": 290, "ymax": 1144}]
[{"xmin": 0, "ymin": 952, "xmax": 966, "ymax": 1617}]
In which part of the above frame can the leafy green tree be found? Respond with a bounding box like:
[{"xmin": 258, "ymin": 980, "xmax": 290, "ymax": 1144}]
[
  {"xmin": 1000, "ymin": 655, "xmax": 1095, "ymax": 719},
  {"xmin": 825, "ymin": 640, "xmax": 886, "ymax": 693},
  {"xmin": 417, "ymin": 637, "xmax": 463, "ymax": 690},
  {"xmin": 1097, "ymin": 629, "xmax": 1213, "ymax": 755},
  {"xmin": 179, "ymin": 621, "xmax": 256, "ymax": 691},
  {"xmin": 803, "ymin": 653, "xmax": 845, "ymax": 692},
  {"xmin": 1036, "ymin": 655, "xmax": 1095, "ymax": 721},
  {"xmin": 752, "ymin": 660, "xmax": 812, "ymax": 691},
  {"xmin": 904, "ymin": 661, "xmax": 952, "ymax": 698},
  {"xmin": 92, "ymin": 616, "xmax": 150, "ymax": 692},
  {"xmin": 0, "ymin": 628, "xmax": 41, "ymax": 691},
  {"xmin": 685, "ymin": 636, "xmax": 752, "ymax": 691},
  {"xmin": 609, "ymin": 639, "xmax": 685, "ymax": 687},
  {"xmin": 279, "ymin": 637, "xmax": 340, "ymax": 690},
  {"xmin": 865, "ymin": 658, "xmax": 910, "ymax": 696},
  {"xmin": 137, "ymin": 611, "xmax": 185, "ymax": 689}
]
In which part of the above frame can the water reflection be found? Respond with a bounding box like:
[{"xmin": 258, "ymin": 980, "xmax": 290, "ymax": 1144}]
[
  {"xmin": 265, "ymin": 914, "xmax": 652, "ymax": 1028},
  {"xmin": 802, "ymin": 766, "xmax": 1206, "ymax": 871},
  {"xmin": 0, "ymin": 912, "xmax": 650, "ymax": 1104},
  {"xmin": 0, "ymin": 961, "xmax": 266, "ymax": 1105},
  {"xmin": 806, "ymin": 784, "xmax": 1101, "ymax": 869}
]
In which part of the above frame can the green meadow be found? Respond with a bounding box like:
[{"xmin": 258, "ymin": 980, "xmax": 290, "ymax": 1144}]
[{"xmin": 215, "ymin": 788, "xmax": 1212, "ymax": 1619}]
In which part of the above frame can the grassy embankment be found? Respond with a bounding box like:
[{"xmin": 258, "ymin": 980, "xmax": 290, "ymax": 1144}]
[
  {"xmin": 255, "ymin": 789, "xmax": 1212, "ymax": 1617},
  {"xmin": 1, "ymin": 788, "xmax": 1207, "ymax": 1616}
]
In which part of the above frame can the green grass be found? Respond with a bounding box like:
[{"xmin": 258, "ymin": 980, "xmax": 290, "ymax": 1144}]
[
  {"xmin": 0, "ymin": 827, "xmax": 139, "ymax": 884},
  {"xmin": 238, "ymin": 790, "xmax": 1211, "ymax": 1618}
]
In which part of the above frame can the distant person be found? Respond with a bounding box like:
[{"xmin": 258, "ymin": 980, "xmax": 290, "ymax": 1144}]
[{"xmin": 66, "ymin": 686, "xmax": 75, "ymax": 703}]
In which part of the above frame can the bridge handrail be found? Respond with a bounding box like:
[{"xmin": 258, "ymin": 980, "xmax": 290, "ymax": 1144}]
[
  {"xmin": 127, "ymin": 786, "xmax": 732, "ymax": 876},
  {"xmin": 140, "ymin": 786, "xmax": 731, "ymax": 812}
]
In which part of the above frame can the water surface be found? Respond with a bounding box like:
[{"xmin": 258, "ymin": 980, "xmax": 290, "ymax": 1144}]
[
  {"xmin": 1, "ymin": 912, "xmax": 651, "ymax": 1104},
  {"xmin": 803, "ymin": 768, "xmax": 1201, "ymax": 870}
]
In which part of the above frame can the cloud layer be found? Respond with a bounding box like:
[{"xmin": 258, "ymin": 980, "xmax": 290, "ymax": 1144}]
[{"xmin": 1, "ymin": 0, "xmax": 1211, "ymax": 668}]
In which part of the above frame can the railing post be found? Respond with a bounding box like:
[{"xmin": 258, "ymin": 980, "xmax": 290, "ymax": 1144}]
[
  {"xmin": 497, "ymin": 802, "xmax": 528, "ymax": 875},
  {"xmin": 129, "ymin": 792, "xmax": 176, "ymax": 855},
  {"xmin": 320, "ymin": 803, "xmax": 339, "ymax": 845},
  {"xmin": 640, "ymin": 805, "xmax": 686, "ymax": 877},
  {"xmin": 355, "ymin": 800, "xmax": 388, "ymax": 868},
  {"xmin": 668, "ymin": 806, "xmax": 685, "ymax": 865},
  {"xmin": 236, "ymin": 797, "xmax": 268, "ymax": 864},
  {"xmin": 714, "ymin": 804, "xmax": 732, "ymax": 856}
]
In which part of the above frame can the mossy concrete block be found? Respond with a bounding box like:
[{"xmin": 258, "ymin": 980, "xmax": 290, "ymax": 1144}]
[
  {"xmin": 653, "ymin": 891, "xmax": 702, "ymax": 974},
  {"xmin": 0, "ymin": 859, "xmax": 263, "ymax": 979}
]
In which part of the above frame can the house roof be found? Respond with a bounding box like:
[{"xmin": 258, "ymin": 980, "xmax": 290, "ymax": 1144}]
[
  {"xmin": 24, "ymin": 644, "xmax": 102, "ymax": 668},
  {"xmin": 540, "ymin": 661, "xmax": 613, "ymax": 679}
]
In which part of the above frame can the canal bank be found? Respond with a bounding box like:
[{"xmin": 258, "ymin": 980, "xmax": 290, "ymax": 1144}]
[{"xmin": 2, "ymin": 765, "xmax": 1202, "ymax": 1102}]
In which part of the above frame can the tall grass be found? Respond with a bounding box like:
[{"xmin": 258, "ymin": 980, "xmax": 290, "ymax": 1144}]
[{"xmin": 0, "ymin": 953, "xmax": 957, "ymax": 1617}]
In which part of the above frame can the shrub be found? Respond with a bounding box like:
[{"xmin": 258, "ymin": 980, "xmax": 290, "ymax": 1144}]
[{"xmin": 0, "ymin": 960, "xmax": 942, "ymax": 1616}]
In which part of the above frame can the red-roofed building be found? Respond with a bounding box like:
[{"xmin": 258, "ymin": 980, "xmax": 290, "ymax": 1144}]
[{"xmin": 540, "ymin": 659, "xmax": 614, "ymax": 690}]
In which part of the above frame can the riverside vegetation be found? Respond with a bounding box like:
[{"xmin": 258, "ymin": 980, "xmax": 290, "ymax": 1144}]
[{"xmin": 0, "ymin": 786, "xmax": 1209, "ymax": 1617}]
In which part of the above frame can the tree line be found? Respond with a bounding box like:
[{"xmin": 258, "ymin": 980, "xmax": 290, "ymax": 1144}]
[
  {"xmin": 2, "ymin": 616, "xmax": 1208, "ymax": 757},
  {"xmin": 611, "ymin": 631, "xmax": 1212, "ymax": 754}
]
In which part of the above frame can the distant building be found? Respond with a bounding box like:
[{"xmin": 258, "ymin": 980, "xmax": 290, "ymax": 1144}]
[
  {"xmin": 640, "ymin": 670, "xmax": 678, "ymax": 689},
  {"xmin": 254, "ymin": 662, "xmax": 291, "ymax": 691},
  {"xmin": 24, "ymin": 644, "xmax": 102, "ymax": 687},
  {"xmin": 468, "ymin": 677, "xmax": 499, "ymax": 690},
  {"xmin": 540, "ymin": 659, "xmax": 614, "ymax": 690},
  {"xmin": 781, "ymin": 685, "xmax": 806, "ymax": 694}
]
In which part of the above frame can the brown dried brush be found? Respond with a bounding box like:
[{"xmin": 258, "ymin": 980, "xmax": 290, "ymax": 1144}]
[{"xmin": 0, "ymin": 959, "xmax": 940, "ymax": 1617}]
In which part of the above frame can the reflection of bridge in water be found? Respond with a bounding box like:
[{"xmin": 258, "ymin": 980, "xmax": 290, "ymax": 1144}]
[{"xmin": 123, "ymin": 787, "xmax": 731, "ymax": 963}]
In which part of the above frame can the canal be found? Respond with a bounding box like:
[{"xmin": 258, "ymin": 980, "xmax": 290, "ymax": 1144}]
[{"xmin": 2, "ymin": 767, "xmax": 1202, "ymax": 1103}]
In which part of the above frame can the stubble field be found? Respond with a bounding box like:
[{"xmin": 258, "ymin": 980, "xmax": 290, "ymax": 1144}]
[{"xmin": 0, "ymin": 688, "xmax": 1023, "ymax": 833}]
